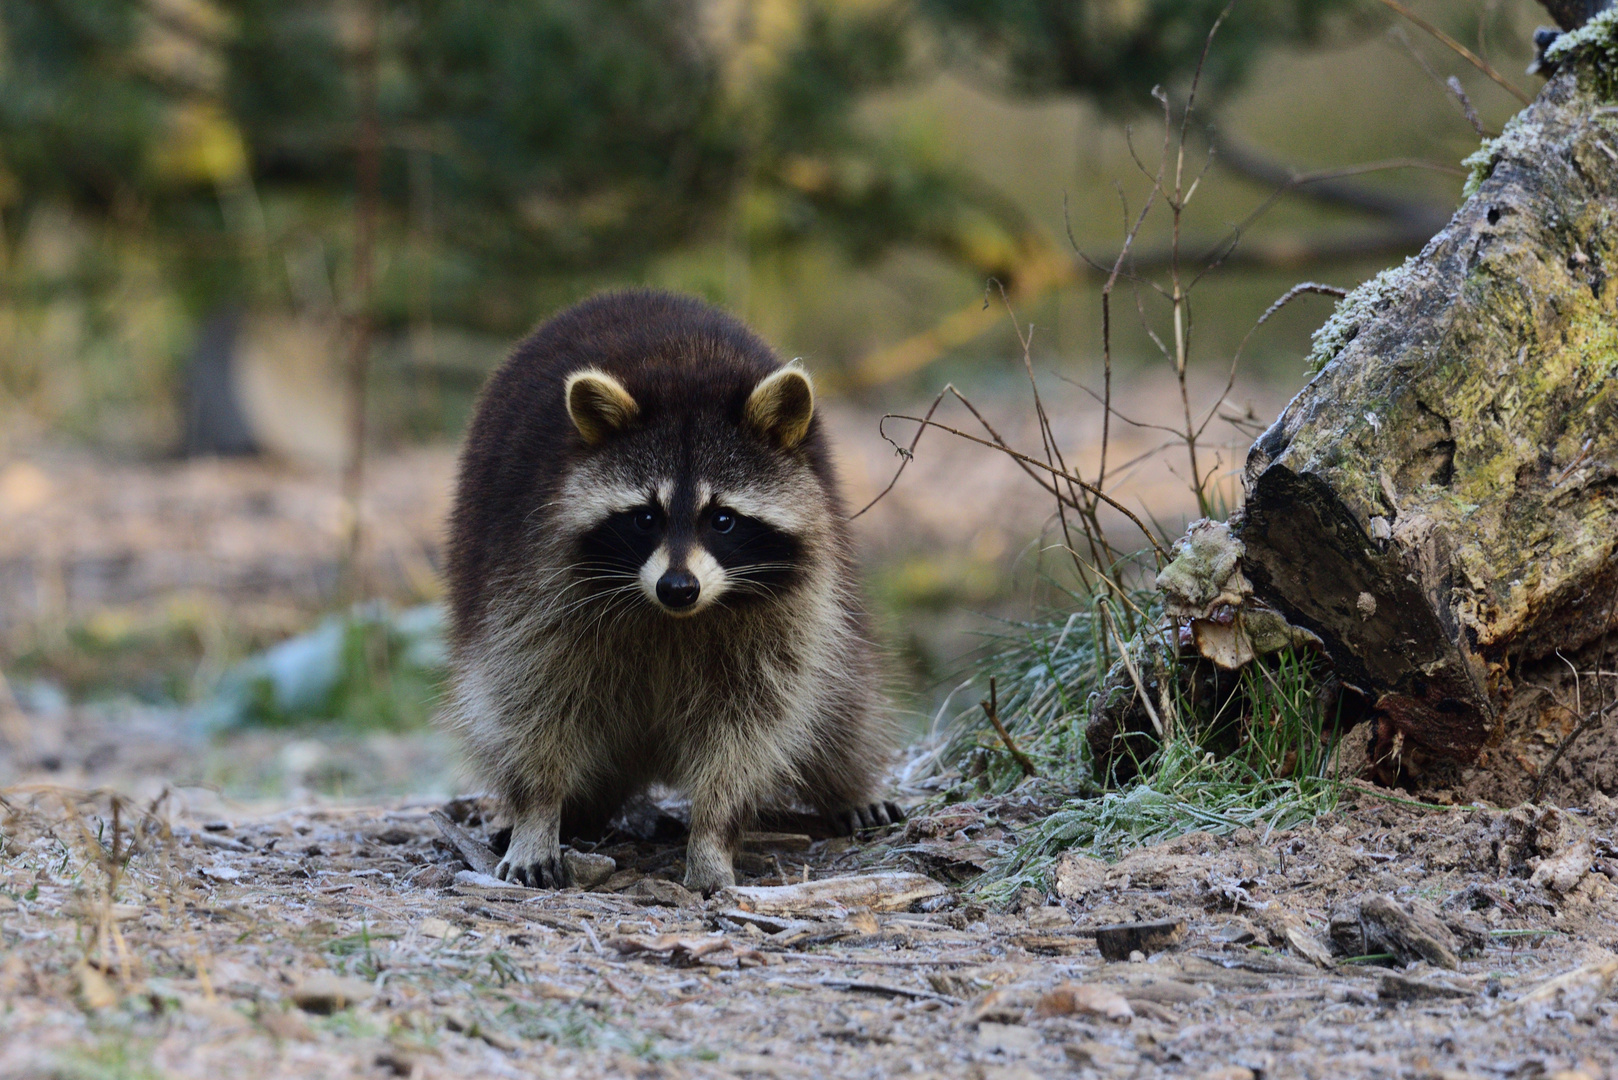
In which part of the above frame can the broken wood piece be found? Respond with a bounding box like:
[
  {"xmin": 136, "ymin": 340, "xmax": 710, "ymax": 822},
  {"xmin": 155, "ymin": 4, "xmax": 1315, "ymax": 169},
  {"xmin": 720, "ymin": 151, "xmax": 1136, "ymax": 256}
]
[
  {"xmin": 623, "ymin": 878, "xmax": 700, "ymax": 908},
  {"xmin": 741, "ymin": 831, "xmax": 813, "ymax": 851},
  {"xmin": 1513, "ymin": 954, "xmax": 1618, "ymax": 1020},
  {"xmin": 292, "ymin": 974, "xmax": 375, "ymax": 1014},
  {"xmin": 607, "ymin": 933, "xmax": 766, "ymax": 969},
  {"xmin": 817, "ymin": 978, "xmax": 960, "ymax": 1005},
  {"xmin": 1011, "ymin": 932, "xmax": 1092, "ymax": 955},
  {"xmin": 1092, "ymin": 919, "xmax": 1187, "ymax": 961},
  {"xmin": 1529, "ymin": 838, "xmax": 1593, "ymax": 894},
  {"xmin": 718, "ymin": 872, "xmax": 947, "ymax": 919},
  {"xmin": 711, "ymin": 909, "xmax": 809, "ymax": 935},
  {"xmin": 431, "ymin": 809, "xmax": 499, "ymax": 877}
]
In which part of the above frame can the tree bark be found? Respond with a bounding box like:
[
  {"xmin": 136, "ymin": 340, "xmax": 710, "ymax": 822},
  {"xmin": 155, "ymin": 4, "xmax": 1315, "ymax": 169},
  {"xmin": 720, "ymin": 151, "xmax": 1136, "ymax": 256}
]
[{"xmin": 1235, "ymin": 38, "xmax": 1618, "ymax": 773}]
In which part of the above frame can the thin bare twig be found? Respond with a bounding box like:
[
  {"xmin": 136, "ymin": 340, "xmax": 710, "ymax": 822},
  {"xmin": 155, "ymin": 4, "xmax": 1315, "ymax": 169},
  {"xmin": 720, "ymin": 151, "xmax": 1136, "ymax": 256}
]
[
  {"xmin": 878, "ymin": 412, "xmax": 1170, "ymax": 562},
  {"xmin": 849, "ymin": 385, "xmax": 951, "ymax": 521},
  {"xmin": 1373, "ymin": 0, "xmax": 1533, "ymax": 106},
  {"xmin": 982, "ymin": 677, "xmax": 1037, "ymax": 778}
]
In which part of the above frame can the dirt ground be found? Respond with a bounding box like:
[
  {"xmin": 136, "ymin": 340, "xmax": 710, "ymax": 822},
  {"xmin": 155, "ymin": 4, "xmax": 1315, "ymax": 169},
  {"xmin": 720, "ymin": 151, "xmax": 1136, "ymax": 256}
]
[{"xmin": 3, "ymin": 745, "xmax": 1618, "ymax": 1080}]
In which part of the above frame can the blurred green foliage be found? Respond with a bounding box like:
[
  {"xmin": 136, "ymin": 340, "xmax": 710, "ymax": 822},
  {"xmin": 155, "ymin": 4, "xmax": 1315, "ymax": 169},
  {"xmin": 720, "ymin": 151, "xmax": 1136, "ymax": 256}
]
[{"xmin": 919, "ymin": 0, "xmax": 1362, "ymax": 110}]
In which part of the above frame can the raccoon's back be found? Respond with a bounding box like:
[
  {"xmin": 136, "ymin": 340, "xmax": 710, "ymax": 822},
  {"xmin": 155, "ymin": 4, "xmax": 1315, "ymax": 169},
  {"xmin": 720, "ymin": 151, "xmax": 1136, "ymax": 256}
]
[{"xmin": 445, "ymin": 289, "xmax": 837, "ymax": 643}]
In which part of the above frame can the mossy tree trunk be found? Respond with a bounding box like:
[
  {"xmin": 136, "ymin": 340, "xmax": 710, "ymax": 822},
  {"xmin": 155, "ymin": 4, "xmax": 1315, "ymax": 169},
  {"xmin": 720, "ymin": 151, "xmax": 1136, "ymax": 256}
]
[{"xmin": 1236, "ymin": 20, "xmax": 1618, "ymax": 775}]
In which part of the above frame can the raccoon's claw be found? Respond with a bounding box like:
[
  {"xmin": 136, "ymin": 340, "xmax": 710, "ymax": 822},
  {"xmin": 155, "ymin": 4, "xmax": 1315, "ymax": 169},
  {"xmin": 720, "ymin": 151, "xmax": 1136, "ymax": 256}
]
[
  {"xmin": 496, "ymin": 854, "xmax": 570, "ymax": 889},
  {"xmin": 830, "ymin": 800, "xmax": 906, "ymax": 836}
]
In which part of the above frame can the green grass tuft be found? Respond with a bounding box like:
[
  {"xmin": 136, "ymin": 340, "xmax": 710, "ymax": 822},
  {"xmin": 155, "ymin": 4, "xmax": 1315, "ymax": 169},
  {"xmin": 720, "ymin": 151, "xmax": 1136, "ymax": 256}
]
[{"xmin": 947, "ymin": 586, "xmax": 1345, "ymax": 904}]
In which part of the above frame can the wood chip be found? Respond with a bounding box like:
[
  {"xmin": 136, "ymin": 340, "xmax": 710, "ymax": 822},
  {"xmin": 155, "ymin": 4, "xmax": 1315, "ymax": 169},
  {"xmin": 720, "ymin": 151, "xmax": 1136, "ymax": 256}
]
[
  {"xmin": 430, "ymin": 809, "xmax": 500, "ymax": 877},
  {"xmin": 1329, "ymin": 894, "xmax": 1460, "ymax": 970},
  {"xmin": 1011, "ymin": 932, "xmax": 1091, "ymax": 955},
  {"xmin": 742, "ymin": 831, "xmax": 813, "ymax": 851},
  {"xmin": 1530, "ymin": 839, "xmax": 1593, "ymax": 894},
  {"xmin": 1377, "ymin": 972, "xmax": 1476, "ymax": 1002},
  {"xmin": 607, "ymin": 933, "xmax": 766, "ymax": 968},
  {"xmin": 624, "ymin": 878, "xmax": 700, "ymax": 908},
  {"xmin": 1513, "ymin": 954, "xmax": 1618, "ymax": 1019}
]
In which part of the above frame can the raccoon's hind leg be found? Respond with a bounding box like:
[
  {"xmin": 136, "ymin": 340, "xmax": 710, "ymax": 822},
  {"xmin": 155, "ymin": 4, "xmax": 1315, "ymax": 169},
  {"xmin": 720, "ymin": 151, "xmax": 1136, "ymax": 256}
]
[
  {"xmin": 827, "ymin": 799, "xmax": 906, "ymax": 837},
  {"xmin": 800, "ymin": 695, "xmax": 904, "ymax": 838}
]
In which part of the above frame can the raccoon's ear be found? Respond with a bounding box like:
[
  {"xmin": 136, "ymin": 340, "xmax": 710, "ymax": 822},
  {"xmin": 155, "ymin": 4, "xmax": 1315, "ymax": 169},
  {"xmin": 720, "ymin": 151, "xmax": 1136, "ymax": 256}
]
[
  {"xmin": 565, "ymin": 368, "xmax": 640, "ymax": 445},
  {"xmin": 744, "ymin": 362, "xmax": 815, "ymax": 449}
]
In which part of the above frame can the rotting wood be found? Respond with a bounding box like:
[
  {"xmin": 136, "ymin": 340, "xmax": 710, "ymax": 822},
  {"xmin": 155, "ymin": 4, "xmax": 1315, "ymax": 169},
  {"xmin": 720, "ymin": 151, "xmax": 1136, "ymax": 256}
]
[{"xmin": 1236, "ymin": 24, "xmax": 1618, "ymax": 773}]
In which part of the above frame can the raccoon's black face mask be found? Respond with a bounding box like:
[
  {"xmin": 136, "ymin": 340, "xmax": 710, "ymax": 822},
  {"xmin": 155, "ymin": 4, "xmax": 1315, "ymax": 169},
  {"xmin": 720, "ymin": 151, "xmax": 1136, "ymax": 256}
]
[{"xmin": 559, "ymin": 365, "xmax": 817, "ymax": 616}]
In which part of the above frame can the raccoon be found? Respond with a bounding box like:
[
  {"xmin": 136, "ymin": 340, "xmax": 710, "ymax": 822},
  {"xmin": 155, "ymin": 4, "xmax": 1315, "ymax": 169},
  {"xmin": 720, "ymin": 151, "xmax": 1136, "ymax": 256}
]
[{"xmin": 442, "ymin": 289, "xmax": 900, "ymax": 895}]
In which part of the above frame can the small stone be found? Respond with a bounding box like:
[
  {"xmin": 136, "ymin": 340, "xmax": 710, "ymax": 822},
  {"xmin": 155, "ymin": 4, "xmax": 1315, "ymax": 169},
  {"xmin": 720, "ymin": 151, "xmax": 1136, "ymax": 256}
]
[
  {"xmin": 292, "ymin": 973, "xmax": 376, "ymax": 1014},
  {"xmin": 562, "ymin": 850, "xmax": 617, "ymax": 890}
]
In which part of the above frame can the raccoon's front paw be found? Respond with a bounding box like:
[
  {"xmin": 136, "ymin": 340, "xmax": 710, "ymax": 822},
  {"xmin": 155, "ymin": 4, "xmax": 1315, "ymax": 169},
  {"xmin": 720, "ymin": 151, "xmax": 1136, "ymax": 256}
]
[
  {"xmin": 683, "ymin": 862, "xmax": 736, "ymax": 898},
  {"xmin": 495, "ymin": 825, "xmax": 569, "ymax": 888},
  {"xmin": 682, "ymin": 837, "xmax": 737, "ymax": 897},
  {"xmin": 496, "ymin": 851, "xmax": 570, "ymax": 888},
  {"xmin": 829, "ymin": 800, "xmax": 905, "ymax": 837}
]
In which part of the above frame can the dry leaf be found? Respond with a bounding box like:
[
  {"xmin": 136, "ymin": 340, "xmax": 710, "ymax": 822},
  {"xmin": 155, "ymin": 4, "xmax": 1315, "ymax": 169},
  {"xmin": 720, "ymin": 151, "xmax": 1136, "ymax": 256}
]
[{"xmin": 1034, "ymin": 982, "xmax": 1134, "ymax": 1022}]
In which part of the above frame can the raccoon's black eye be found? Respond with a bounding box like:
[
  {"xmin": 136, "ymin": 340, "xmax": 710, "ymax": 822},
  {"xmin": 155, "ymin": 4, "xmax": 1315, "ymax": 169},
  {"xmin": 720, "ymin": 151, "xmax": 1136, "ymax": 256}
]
[
  {"xmin": 711, "ymin": 510, "xmax": 736, "ymax": 534},
  {"xmin": 632, "ymin": 509, "xmax": 657, "ymax": 532}
]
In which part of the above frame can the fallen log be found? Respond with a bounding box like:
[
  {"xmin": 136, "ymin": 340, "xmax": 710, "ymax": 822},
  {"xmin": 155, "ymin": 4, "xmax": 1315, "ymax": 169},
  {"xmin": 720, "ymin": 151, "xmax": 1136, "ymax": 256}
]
[{"xmin": 1235, "ymin": 15, "xmax": 1618, "ymax": 775}]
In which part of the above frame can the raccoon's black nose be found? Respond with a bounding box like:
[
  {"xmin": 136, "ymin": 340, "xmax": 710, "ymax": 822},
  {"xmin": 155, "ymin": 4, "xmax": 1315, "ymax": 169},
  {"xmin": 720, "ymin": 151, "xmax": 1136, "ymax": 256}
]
[{"xmin": 656, "ymin": 569, "xmax": 701, "ymax": 609}]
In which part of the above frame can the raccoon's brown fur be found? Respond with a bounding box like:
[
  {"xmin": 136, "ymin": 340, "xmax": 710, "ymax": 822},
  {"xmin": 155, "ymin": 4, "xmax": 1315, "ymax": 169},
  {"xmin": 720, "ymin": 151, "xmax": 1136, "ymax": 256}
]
[{"xmin": 442, "ymin": 289, "xmax": 898, "ymax": 894}]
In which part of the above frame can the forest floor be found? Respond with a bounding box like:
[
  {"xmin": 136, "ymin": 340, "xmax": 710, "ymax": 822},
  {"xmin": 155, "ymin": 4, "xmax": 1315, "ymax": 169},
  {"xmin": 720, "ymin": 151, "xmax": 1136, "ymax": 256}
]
[{"xmin": 3, "ymin": 703, "xmax": 1618, "ymax": 1080}]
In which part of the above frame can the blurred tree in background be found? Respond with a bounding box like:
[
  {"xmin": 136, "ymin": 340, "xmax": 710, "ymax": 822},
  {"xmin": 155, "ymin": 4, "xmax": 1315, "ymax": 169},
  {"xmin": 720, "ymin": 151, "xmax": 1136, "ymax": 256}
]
[{"xmin": 0, "ymin": 0, "xmax": 1495, "ymax": 451}]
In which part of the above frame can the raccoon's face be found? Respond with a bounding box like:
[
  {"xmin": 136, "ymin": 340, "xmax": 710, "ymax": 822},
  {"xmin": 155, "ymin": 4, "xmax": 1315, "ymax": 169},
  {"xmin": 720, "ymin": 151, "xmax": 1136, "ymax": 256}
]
[{"xmin": 553, "ymin": 363, "xmax": 823, "ymax": 617}]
